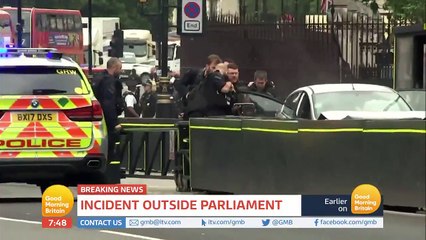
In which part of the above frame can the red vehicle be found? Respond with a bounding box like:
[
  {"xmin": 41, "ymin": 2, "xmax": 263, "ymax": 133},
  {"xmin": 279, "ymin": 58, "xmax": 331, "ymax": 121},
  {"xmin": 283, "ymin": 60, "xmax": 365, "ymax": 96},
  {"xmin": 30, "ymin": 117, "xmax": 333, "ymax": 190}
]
[
  {"xmin": 81, "ymin": 66, "xmax": 105, "ymax": 80},
  {"xmin": 1, "ymin": 7, "xmax": 83, "ymax": 64},
  {"xmin": 0, "ymin": 10, "xmax": 14, "ymax": 47}
]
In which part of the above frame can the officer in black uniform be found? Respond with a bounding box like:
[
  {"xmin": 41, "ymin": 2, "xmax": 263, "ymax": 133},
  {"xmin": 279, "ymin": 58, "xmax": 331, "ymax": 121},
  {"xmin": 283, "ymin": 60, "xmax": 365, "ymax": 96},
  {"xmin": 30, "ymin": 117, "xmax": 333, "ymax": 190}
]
[
  {"xmin": 140, "ymin": 80, "xmax": 157, "ymax": 118},
  {"xmin": 204, "ymin": 63, "xmax": 235, "ymax": 116},
  {"xmin": 175, "ymin": 54, "xmax": 222, "ymax": 112},
  {"xmin": 123, "ymin": 80, "xmax": 140, "ymax": 118},
  {"xmin": 94, "ymin": 57, "xmax": 123, "ymax": 183},
  {"xmin": 184, "ymin": 63, "xmax": 234, "ymax": 118}
]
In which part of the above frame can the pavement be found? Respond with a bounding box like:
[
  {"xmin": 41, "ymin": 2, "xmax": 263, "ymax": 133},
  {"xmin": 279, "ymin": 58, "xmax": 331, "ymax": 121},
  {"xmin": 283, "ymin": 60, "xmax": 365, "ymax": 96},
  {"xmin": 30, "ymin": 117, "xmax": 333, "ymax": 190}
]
[{"xmin": 0, "ymin": 178, "xmax": 425, "ymax": 240}]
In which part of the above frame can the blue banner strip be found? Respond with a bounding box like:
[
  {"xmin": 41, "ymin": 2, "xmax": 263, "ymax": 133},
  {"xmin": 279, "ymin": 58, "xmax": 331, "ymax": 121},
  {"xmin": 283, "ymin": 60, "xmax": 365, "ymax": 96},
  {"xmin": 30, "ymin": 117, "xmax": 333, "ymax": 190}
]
[{"xmin": 77, "ymin": 217, "xmax": 127, "ymax": 229}]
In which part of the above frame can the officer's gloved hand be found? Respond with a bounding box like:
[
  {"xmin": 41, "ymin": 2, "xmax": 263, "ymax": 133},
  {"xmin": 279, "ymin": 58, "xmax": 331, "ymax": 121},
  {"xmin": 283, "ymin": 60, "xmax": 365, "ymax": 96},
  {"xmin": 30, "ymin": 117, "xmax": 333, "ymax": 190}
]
[
  {"xmin": 232, "ymin": 104, "xmax": 242, "ymax": 116},
  {"xmin": 114, "ymin": 124, "xmax": 123, "ymax": 133}
]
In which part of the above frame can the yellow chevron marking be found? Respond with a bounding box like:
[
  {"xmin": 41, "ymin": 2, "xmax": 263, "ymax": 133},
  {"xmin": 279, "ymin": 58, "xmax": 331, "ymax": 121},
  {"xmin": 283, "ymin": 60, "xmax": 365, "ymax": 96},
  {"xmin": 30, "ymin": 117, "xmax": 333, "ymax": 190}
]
[
  {"xmin": 0, "ymin": 99, "xmax": 16, "ymax": 109},
  {"xmin": 17, "ymin": 152, "xmax": 37, "ymax": 158},
  {"xmin": 36, "ymin": 152, "xmax": 57, "ymax": 158},
  {"xmin": 71, "ymin": 151, "xmax": 87, "ymax": 157},
  {"xmin": 0, "ymin": 122, "xmax": 31, "ymax": 139},
  {"xmin": 39, "ymin": 122, "xmax": 72, "ymax": 138}
]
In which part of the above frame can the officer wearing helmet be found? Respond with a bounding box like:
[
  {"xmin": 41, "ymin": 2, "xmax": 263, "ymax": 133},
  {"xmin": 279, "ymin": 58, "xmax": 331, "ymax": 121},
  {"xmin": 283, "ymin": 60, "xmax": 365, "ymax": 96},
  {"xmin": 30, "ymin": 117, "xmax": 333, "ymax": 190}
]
[{"xmin": 139, "ymin": 80, "xmax": 157, "ymax": 118}]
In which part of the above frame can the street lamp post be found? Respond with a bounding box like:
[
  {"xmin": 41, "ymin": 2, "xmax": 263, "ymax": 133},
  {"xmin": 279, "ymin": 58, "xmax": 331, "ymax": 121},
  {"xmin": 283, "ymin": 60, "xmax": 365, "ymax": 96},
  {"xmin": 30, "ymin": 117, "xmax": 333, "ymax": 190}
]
[
  {"xmin": 17, "ymin": 0, "xmax": 22, "ymax": 48},
  {"xmin": 140, "ymin": 0, "xmax": 174, "ymax": 118},
  {"xmin": 156, "ymin": 0, "xmax": 174, "ymax": 118},
  {"xmin": 160, "ymin": 0, "xmax": 169, "ymax": 78},
  {"xmin": 140, "ymin": 0, "xmax": 170, "ymax": 77},
  {"xmin": 88, "ymin": 0, "xmax": 93, "ymax": 76}
]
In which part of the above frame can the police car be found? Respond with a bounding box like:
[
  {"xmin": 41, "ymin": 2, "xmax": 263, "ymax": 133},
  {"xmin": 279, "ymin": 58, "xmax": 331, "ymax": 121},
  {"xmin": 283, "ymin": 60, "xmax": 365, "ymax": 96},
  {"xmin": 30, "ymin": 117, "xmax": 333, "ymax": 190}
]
[{"xmin": 0, "ymin": 48, "xmax": 118, "ymax": 192}]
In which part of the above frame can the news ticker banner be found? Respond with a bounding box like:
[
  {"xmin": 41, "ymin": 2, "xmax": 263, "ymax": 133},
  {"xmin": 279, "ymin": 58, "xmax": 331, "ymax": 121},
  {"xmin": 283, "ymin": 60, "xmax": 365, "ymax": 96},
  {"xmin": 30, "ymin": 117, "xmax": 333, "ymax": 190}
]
[{"xmin": 41, "ymin": 184, "xmax": 383, "ymax": 229}]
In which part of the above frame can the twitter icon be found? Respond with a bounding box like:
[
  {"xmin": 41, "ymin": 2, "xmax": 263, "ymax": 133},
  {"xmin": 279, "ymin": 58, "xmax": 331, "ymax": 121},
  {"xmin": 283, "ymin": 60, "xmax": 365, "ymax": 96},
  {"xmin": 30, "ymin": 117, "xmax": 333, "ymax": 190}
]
[
  {"xmin": 262, "ymin": 219, "xmax": 270, "ymax": 226},
  {"xmin": 201, "ymin": 220, "xmax": 207, "ymax": 226}
]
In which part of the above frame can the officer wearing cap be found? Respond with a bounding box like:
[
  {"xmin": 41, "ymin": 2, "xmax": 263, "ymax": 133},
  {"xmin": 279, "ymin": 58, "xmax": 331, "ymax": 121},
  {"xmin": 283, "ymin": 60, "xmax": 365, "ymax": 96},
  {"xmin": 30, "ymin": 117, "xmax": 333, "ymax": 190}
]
[
  {"xmin": 123, "ymin": 80, "xmax": 140, "ymax": 118},
  {"xmin": 139, "ymin": 80, "xmax": 157, "ymax": 118}
]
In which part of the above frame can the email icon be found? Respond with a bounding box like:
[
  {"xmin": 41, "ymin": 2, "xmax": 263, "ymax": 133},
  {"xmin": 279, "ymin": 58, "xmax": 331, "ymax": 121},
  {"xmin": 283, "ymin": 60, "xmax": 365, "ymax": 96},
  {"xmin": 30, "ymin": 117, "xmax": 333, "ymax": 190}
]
[{"xmin": 129, "ymin": 219, "xmax": 139, "ymax": 226}]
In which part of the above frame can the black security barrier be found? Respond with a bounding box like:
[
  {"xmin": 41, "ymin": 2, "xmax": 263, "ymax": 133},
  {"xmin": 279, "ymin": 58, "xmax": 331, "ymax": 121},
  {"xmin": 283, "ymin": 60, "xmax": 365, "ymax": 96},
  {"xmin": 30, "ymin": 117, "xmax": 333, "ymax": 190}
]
[
  {"xmin": 175, "ymin": 121, "xmax": 191, "ymax": 192},
  {"xmin": 361, "ymin": 120, "xmax": 426, "ymax": 207},
  {"xmin": 189, "ymin": 118, "xmax": 426, "ymax": 208},
  {"xmin": 118, "ymin": 118, "xmax": 179, "ymax": 179},
  {"xmin": 241, "ymin": 119, "xmax": 300, "ymax": 194},
  {"xmin": 190, "ymin": 117, "xmax": 244, "ymax": 193},
  {"xmin": 295, "ymin": 120, "xmax": 367, "ymax": 196}
]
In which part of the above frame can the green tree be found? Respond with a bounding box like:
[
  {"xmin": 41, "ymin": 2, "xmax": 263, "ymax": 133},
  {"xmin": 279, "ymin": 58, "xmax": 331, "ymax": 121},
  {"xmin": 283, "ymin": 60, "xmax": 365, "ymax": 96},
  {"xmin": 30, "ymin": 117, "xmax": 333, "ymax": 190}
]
[
  {"xmin": 357, "ymin": 0, "xmax": 425, "ymax": 23},
  {"xmin": 82, "ymin": 0, "xmax": 151, "ymax": 29},
  {"xmin": 20, "ymin": 0, "xmax": 152, "ymax": 29},
  {"xmin": 22, "ymin": 0, "xmax": 86, "ymax": 9},
  {"xmin": 384, "ymin": 0, "xmax": 425, "ymax": 23},
  {"xmin": 242, "ymin": 0, "xmax": 320, "ymax": 18}
]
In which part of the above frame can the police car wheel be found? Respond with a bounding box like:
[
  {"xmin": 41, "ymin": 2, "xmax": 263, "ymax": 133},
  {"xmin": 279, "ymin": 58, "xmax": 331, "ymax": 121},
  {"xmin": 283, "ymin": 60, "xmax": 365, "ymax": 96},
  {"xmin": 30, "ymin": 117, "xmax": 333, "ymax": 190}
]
[{"xmin": 99, "ymin": 164, "xmax": 121, "ymax": 184}]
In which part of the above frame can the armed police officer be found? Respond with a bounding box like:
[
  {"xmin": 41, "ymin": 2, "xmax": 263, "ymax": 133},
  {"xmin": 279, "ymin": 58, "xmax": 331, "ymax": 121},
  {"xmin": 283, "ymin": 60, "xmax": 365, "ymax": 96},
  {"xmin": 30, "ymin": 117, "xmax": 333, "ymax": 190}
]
[
  {"xmin": 92, "ymin": 57, "xmax": 123, "ymax": 183},
  {"xmin": 175, "ymin": 54, "xmax": 222, "ymax": 113},
  {"xmin": 123, "ymin": 80, "xmax": 140, "ymax": 118},
  {"xmin": 140, "ymin": 80, "xmax": 157, "ymax": 118},
  {"xmin": 184, "ymin": 63, "xmax": 234, "ymax": 118}
]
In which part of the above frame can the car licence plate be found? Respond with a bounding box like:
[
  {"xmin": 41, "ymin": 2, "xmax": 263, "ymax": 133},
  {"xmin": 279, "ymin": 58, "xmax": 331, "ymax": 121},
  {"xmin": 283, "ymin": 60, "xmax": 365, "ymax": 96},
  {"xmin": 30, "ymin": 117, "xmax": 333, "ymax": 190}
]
[{"xmin": 12, "ymin": 112, "xmax": 58, "ymax": 122}]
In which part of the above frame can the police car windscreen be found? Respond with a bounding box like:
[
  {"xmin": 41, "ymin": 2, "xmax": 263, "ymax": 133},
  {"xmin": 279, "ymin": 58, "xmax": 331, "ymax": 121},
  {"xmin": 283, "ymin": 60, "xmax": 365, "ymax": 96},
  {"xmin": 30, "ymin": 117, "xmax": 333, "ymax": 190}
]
[{"xmin": 0, "ymin": 66, "xmax": 86, "ymax": 95}]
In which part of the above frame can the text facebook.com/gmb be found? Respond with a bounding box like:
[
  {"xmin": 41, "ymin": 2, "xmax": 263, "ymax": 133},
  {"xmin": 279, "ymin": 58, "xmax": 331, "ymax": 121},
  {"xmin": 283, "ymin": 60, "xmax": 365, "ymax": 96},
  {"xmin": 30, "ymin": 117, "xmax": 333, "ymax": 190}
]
[{"xmin": 314, "ymin": 218, "xmax": 380, "ymax": 227}]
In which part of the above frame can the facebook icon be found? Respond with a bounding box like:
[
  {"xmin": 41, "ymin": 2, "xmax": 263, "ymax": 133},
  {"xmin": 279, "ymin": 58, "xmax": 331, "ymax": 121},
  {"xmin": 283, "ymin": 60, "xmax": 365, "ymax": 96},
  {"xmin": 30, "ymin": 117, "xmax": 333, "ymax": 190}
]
[{"xmin": 314, "ymin": 219, "xmax": 319, "ymax": 226}]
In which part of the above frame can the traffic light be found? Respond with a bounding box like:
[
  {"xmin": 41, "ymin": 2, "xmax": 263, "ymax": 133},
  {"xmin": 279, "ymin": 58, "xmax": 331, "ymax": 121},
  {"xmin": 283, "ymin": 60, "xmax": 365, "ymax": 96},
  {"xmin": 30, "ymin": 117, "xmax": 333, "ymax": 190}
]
[{"xmin": 108, "ymin": 29, "xmax": 124, "ymax": 58}]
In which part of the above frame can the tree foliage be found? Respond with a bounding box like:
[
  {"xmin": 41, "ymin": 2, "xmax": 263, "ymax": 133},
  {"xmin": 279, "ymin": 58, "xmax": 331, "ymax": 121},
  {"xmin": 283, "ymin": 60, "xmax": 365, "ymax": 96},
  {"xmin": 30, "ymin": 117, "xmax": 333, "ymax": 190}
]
[
  {"xmin": 240, "ymin": 0, "xmax": 424, "ymax": 23},
  {"xmin": 243, "ymin": 0, "xmax": 320, "ymax": 16},
  {"xmin": 18, "ymin": 0, "xmax": 154, "ymax": 29},
  {"xmin": 384, "ymin": 0, "xmax": 425, "ymax": 22},
  {"xmin": 357, "ymin": 0, "xmax": 425, "ymax": 22}
]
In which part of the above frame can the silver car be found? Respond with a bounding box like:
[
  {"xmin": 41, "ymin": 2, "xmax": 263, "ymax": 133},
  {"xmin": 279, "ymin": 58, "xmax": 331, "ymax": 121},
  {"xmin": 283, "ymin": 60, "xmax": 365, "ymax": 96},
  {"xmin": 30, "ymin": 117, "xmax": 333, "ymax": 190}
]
[
  {"xmin": 398, "ymin": 89, "xmax": 426, "ymax": 111},
  {"xmin": 277, "ymin": 83, "xmax": 414, "ymax": 120}
]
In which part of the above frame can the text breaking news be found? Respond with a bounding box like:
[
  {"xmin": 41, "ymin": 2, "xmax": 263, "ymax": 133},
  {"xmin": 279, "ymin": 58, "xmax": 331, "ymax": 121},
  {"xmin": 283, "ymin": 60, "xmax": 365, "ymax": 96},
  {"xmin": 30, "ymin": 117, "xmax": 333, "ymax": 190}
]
[{"xmin": 41, "ymin": 184, "xmax": 384, "ymax": 229}]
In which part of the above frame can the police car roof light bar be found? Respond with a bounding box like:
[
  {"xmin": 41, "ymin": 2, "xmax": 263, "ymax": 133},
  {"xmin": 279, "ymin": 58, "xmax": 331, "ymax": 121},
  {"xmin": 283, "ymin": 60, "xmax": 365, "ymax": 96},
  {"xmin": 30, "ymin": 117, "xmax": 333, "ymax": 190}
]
[
  {"xmin": 0, "ymin": 48, "xmax": 62, "ymax": 59},
  {"xmin": 1, "ymin": 48, "xmax": 57, "ymax": 53},
  {"xmin": 46, "ymin": 51, "xmax": 63, "ymax": 59}
]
